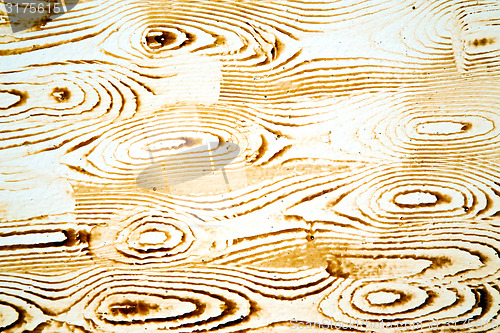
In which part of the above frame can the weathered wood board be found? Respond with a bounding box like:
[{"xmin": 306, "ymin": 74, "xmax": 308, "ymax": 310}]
[{"xmin": 0, "ymin": 0, "xmax": 500, "ymax": 332}]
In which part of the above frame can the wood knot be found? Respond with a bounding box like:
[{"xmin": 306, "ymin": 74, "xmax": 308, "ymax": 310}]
[
  {"xmin": 471, "ymin": 38, "xmax": 495, "ymax": 47},
  {"xmin": 109, "ymin": 300, "xmax": 159, "ymax": 316},
  {"xmin": 52, "ymin": 87, "xmax": 70, "ymax": 102},
  {"xmin": 145, "ymin": 30, "xmax": 177, "ymax": 50}
]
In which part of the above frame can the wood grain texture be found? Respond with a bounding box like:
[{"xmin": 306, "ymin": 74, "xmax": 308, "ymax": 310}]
[{"xmin": 0, "ymin": 0, "xmax": 499, "ymax": 332}]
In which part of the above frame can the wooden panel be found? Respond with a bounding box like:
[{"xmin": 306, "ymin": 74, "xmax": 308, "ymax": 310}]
[{"xmin": 0, "ymin": 0, "xmax": 499, "ymax": 331}]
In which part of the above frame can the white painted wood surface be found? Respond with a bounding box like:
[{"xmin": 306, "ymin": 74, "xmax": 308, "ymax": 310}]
[{"xmin": 0, "ymin": 0, "xmax": 499, "ymax": 332}]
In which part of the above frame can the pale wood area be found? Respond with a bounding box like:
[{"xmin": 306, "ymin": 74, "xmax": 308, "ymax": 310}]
[{"xmin": 0, "ymin": 0, "xmax": 500, "ymax": 332}]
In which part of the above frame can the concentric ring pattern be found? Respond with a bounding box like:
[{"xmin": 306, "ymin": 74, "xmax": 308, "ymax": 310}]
[{"xmin": 1, "ymin": 0, "xmax": 500, "ymax": 332}]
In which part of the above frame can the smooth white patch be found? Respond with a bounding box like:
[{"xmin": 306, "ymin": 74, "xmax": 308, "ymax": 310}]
[
  {"xmin": 0, "ymin": 303, "xmax": 18, "ymax": 328},
  {"xmin": 0, "ymin": 91, "xmax": 20, "ymax": 108},
  {"xmin": 417, "ymin": 121, "xmax": 466, "ymax": 135},
  {"xmin": 0, "ymin": 231, "xmax": 66, "ymax": 247},
  {"xmin": 395, "ymin": 192, "xmax": 437, "ymax": 206},
  {"xmin": 139, "ymin": 231, "xmax": 167, "ymax": 245},
  {"xmin": 367, "ymin": 291, "xmax": 401, "ymax": 305}
]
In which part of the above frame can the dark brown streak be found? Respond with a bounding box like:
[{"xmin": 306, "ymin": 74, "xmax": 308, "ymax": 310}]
[
  {"xmin": 260, "ymin": 144, "xmax": 292, "ymax": 166},
  {"xmin": 66, "ymin": 136, "xmax": 100, "ymax": 154}
]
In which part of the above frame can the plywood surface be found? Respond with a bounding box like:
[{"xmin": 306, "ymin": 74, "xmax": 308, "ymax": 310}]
[{"xmin": 0, "ymin": 0, "xmax": 500, "ymax": 332}]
